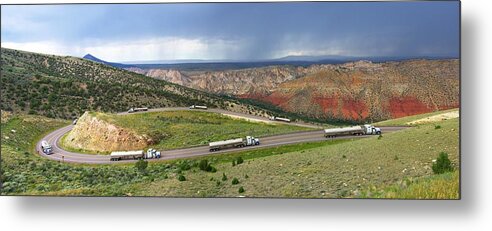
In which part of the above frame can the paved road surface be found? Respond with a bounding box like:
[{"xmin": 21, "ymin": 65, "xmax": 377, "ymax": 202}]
[{"xmin": 36, "ymin": 123, "xmax": 407, "ymax": 164}]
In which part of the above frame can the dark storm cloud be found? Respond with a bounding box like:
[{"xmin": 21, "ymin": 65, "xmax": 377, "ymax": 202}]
[{"xmin": 1, "ymin": 1, "xmax": 459, "ymax": 61}]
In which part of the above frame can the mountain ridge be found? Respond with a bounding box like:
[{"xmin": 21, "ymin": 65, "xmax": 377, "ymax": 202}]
[{"xmin": 0, "ymin": 48, "xmax": 273, "ymax": 119}]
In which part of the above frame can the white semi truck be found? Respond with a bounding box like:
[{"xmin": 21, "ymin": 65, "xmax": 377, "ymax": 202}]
[
  {"xmin": 324, "ymin": 124, "xmax": 382, "ymax": 138},
  {"xmin": 40, "ymin": 140, "xmax": 53, "ymax": 155},
  {"xmin": 128, "ymin": 107, "xmax": 149, "ymax": 113},
  {"xmin": 189, "ymin": 105, "xmax": 208, "ymax": 110},
  {"xmin": 110, "ymin": 149, "xmax": 161, "ymax": 161},
  {"xmin": 209, "ymin": 136, "xmax": 260, "ymax": 152},
  {"xmin": 269, "ymin": 116, "xmax": 291, "ymax": 123}
]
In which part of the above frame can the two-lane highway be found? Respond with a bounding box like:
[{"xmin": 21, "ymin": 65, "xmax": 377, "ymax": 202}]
[{"xmin": 36, "ymin": 122, "xmax": 408, "ymax": 164}]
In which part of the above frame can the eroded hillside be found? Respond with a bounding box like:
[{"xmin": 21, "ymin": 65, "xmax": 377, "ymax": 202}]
[
  {"xmin": 63, "ymin": 112, "xmax": 151, "ymax": 153},
  {"xmin": 257, "ymin": 60, "xmax": 459, "ymax": 121},
  {"xmin": 133, "ymin": 59, "xmax": 459, "ymax": 122}
]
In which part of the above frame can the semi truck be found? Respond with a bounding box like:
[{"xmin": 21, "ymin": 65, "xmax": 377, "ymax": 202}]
[
  {"xmin": 209, "ymin": 136, "xmax": 260, "ymax": 152},
  {"xmin": 128, "ymin": 107, "xmax": 148, "ymax": 113},
  {"xmin": 110, "ymin": 148, "xmax": 161, "ymax": 161},
  {"xmin": 189, "ymin": 105, "xmax": 208, "ymax": 110},
  {"xmin": 146, "ymin": 148, "xmax": 161, "ymax": 159},
  {"xmin": 324, "ymin": 124, "xmax": 382, "ymax": 138},
  {"xmin": 40, "ymin": 140, "xmax": 53, "ymax": 155},
  {"xmin": 269, "ymin": 116, "xmax": 291, "ymax": 123}
]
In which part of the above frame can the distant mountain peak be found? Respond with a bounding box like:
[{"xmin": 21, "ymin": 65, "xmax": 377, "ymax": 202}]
[{"xmin": 83, "ymin": 54, "xmax": 104, "ymax": 62}]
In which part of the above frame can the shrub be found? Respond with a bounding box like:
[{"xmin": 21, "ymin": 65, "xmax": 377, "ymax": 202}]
[
  {"xmin": 222, "ymin": 173, "xmax": 227, "ymax": 181},
  {"xmin": 432, "ymin": 152, "xmax": 454, "ymax": 174},
  {"xmin": 342, "ymin": 155, "xmax": 346, "ymax": 159},
  {"xmin": 177, "ymin": 160, "xmax": 191, "ymax": 171},
  {"xmin": 238, "ymin": 186, "xmax": 245, "ymax": 193},
  {"xmin": 232, "ymin": 178, "xmax": 239, "ymax": 185},
  {"xmin": 198, "ymin": 159, "xmax": 216, "ymax": 172},
  {"xmin": 178, "ymin": 175, "xmax": 186, "ymax": 181},
  {"xmin": 199, "ymin": 160, "xmax": 210, "ymax": 171},
  {"xmin": 135, "ymin": 159, "xmax": 148, "ymax": 172},
  {"xmin": 236, "ymin": 157, "xmax": 244, "ymax": 165},
  {"xmin": 435, "ymin": 125, "xmax": 441, "ymax": 129}
]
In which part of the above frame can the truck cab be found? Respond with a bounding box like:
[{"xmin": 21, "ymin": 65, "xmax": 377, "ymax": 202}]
[
  {"xmin": 246, "ymin": 136, "xmax": 260, "ymax": 146},
  {"xmin": 41, "ymin": 140, "xmax": 53, "ymax": 155},
  {"xmin": 363, "ymin": 124, "xmax": 382, "ymax": 135}
]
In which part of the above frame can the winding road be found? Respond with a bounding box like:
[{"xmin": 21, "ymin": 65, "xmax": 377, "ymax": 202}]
[{"xmin": 36, "ymin": 107, "xmax": 408, "ymax": 164}]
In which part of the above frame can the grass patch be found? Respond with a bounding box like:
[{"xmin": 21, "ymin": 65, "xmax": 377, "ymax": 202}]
[
  {"xmin": 358, "ymin": 171, "xmax": 459, "ymax": 199},
  {"xmin": 375, "ymin": 108, "xmax": 458, "ymax": 126}
]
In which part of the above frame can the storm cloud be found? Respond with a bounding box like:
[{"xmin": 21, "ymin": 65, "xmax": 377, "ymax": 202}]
[{"xmin": 1, "ymin": 2, "xmax": 459, "ymax": 62}]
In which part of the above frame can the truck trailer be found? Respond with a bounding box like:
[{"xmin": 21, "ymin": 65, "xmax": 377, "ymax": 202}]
[
  {"xmin": 269, "ymin": 116, "xmax": 291, "ymax": 123},
  {"xmin": 40, "ymin": 140, "xmax": 53, "ymax": 155},
  {"xmin": 324, "ymin": 124, "xmax": 381, "ymax": 138},
  {"xmin": 209, "ymin": 136, "xmax": 260, "ymax": 152},
  {"xmin": 189, "ymin": 105, "xmax": 208, "ymax": 110},
  {"xmin": 110, "ymin": 148, "xmax": 161, "ymax": 161},
  {"xmin": 128, "ymin": 107, "xmax": 148, "ymax": 113},
  {"xmin": 110, "ymin": 150, "xmax": 144, "ymax": 161}
]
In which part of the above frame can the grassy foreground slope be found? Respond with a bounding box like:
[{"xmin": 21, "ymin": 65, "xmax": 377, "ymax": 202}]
[
  {"xmin": 130, "ymin": 117, "xmax": 459, "ymax": 198},
  {"xmin": 1, "ymin": 112, "xmax": 459, "ymax": 198}
]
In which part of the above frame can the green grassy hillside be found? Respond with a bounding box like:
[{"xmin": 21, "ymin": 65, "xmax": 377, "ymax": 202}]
[{"xmin": 60, "ymin": 110, "xmax": 311, "ymax": 154}]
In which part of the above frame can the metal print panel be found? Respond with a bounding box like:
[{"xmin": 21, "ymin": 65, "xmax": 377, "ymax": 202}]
[{"xmin": 0, "ymin": 1, "xmax": 460, "ymax": 199}]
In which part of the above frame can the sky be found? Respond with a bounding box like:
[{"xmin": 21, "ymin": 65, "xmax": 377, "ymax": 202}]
[{"xmin": 1, "ymin": 2, "xmax": 460, "ymax": 62}]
